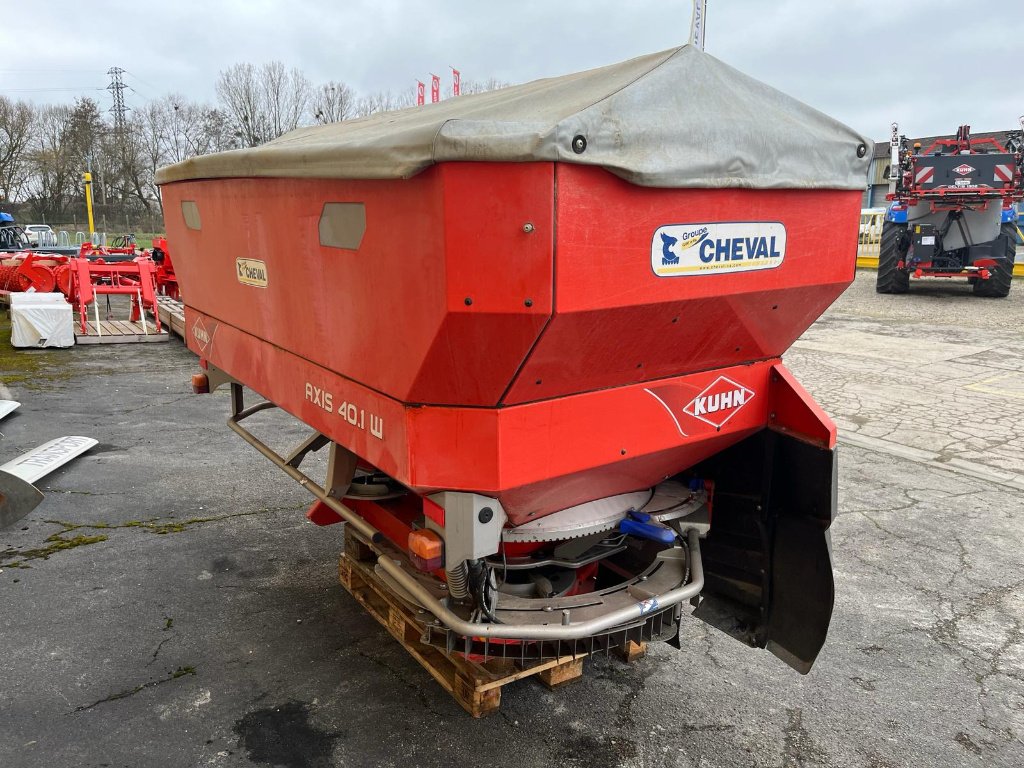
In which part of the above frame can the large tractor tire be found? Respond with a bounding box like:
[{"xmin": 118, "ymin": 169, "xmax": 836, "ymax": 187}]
[
  {"xmin": 972, "ymin": 223, "xmax": 1016, "ymax": 298},
  {"xmin": 876, "ymin": 221, "xmax": 910, "ymax": 294}
]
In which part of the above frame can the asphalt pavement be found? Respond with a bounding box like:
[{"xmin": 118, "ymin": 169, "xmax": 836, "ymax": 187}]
[{"xmin": 1, "ymin": 270, "xmax": 1022, "ymax": 768}]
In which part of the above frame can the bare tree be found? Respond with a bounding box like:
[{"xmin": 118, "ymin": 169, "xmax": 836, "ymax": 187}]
[
  {"xmin": 200, "ymin": 107, "xmax": 237, "ymax": 154},
  {"xmin": 312, "ymin": 81, "xmax": 356, "ymax": 124},
  {"xmin": 216, "ymin": 61, "xmax": 311, "ymax": 146},
  {"xmin": 354, "ymin": 89, "xmax": 415, "ymax": 118},
  {"xmin": 215, "ymin": 63, "xmax": 261, "ymax": 147},
  {"xmin": 458, "ymin": 77, "xmax": 511, "ymax": 96},
  {"xmin": 0, "ymin": 96, "xmax": 35, "ymax": 203},
  {"xmin": 150, "ymin": 94, "xmax": 223, "ymax": 162},
  {"xmin": 135, "ymin": 95, "xmax": 239, "ymax": 211},
  {"xmin": 9, "ymin": 62, "xmax": 510, "ymax": 228},
  {"xmin": 263, "ymin": 62, "xmax": 311, "ymax": 138},
  {"xmin": 136, "ymin": 101, "xmax": 165, "ymax": 207},
  {"xmin": 25, "ymin": 104, "xmax": 76, "ymax": 221}
]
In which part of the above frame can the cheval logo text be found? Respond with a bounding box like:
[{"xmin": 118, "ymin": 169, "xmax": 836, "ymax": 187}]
[
  {"xmin": 652, "ymin": 222, "xmax": 786, "ymax": 277},
  {"xmin": 236, "ymin": 258, "xmax": 269, "ymax": 288}
]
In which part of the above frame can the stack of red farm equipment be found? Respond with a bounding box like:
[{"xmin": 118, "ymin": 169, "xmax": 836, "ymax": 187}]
[{"xmin": 0, "ymin": 237, "xmax": 179, "ymax": 335}]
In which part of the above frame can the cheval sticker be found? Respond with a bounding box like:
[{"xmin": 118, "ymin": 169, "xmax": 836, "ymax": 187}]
[
  {"xmin": 236, "ymin": 258, "xmax": 268, "ymax": 288},
  {"xmin": 652, "ymin": 222, "xmax": 786, "ymax": 277}
]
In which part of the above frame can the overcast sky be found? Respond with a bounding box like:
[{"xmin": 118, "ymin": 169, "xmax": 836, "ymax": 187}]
[{"xmin": 6, "ymin": 0, "xmax": 1023, "ymax": 142}]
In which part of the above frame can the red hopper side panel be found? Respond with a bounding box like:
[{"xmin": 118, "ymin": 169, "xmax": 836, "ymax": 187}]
[
  {"xmin": 163, "ymin": 162, "xmax": 858, "ymax": 519},
  {"xmin": 503, "ymin": 165, "xmax": 859, "ymax": 404}
]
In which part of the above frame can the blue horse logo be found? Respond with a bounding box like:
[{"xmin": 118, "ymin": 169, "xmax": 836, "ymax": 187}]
[{"xmin": 661, "ymin": 232, "xmax": 679, "ymax": 265}]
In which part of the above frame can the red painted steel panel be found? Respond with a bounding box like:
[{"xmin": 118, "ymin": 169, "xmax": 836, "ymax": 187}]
[
  {"xmin": 162, "ymin": 163, "xmax": 553, "ymax": 407},
  {"xmin": 185, "ymin": 304, "xmax": 777, "ymax": 521},
  {"xmin": 406, "ymin": 164, "xmax": 553, "ymax": 404},
  {"xmin": 184, "ymin": 309, "xmax": 778, "ymax": 520},
  {"xmin": 502, "ymin": 165, "xmax": 859, "ymax": 404},
  {"xmin": 167, "ymin": 160, "xmax": 854, "ymax": 521},
  {"xmin": 767, "ymin": 363, "xmax": 836, "ymax": 450},
  {"xmin": 185, "ymin": 309, "xmax": 411, "ymax": 481}
]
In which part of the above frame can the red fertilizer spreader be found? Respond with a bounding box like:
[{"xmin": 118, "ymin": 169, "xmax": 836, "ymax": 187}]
[{"xmin": 157, "ymin": 46, "xmax": 869, "ymax": 672}]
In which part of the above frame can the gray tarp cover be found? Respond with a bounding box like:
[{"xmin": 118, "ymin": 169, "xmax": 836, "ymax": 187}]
[{"xmin": 156, "ymin": 45, "xmax": 871, "ymax": 190}]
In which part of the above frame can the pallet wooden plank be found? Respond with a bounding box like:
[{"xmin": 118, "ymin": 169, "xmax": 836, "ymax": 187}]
[
  {"xmin": 614, "ymin": 640, "xmax": 647, "ymax": 663},
  {"xmin": 125, "ymin": 320, "xmax": 154, "ymax": 335},
  {"xmin": 475, "ymin": 655, "xmax": 582, "ymax": 693},
  {"xmin": 343, "ymin": 559, "xmax": 489, "ymax": 711},
  {"xmin": 338, "ymin": 547, "xmax": 595, "ymax": 717},
  {"xmin": 128, "ymin": 321, "xmax": 155, "ymax": 335},
  {"xmin": 336, "ymin": 526, "xmax": 647, "ymax": 716},
  {"xmin": 152, "ymin": 298, "xmax": 186, "ymax": 339},
  {"xmin": 74, "ymin": 320, "xmax": 169, "ymax": 344},
  {"xmin": 75, "ymin": 333, "xmax": 144, "ymax": 344},
  {"xmin": 537, "ymin": 657, "xmax": 585, "ymax": 689}
]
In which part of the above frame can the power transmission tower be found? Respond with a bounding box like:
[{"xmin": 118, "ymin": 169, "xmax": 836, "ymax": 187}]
[{"xmin": 106, "ymin": 66, "xmax": 129, "ymax": 138}]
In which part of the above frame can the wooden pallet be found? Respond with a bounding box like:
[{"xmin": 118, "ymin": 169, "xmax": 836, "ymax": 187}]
[
  {"xmin": 153, "ymin": 297, "xmax": 186, "ymax": 339},
  {"xmin": 74, "ymin": 317, "xmax": 169, "ymax": 344},
  {"xmin": 338, "ymin": 529, "xmax": 642, "ymax": 717}
]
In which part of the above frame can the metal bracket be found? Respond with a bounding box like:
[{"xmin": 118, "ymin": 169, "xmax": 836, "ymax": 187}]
[
  {"xmin": 205, "ymin": 364, "xmax": 236, "ymax": 393},
  {"xmin": 326, "ymin": 443, "xmax": 358, "ymax": 499},
  {"xmin": 226, "ymin": 383, "xmax": 381, "ymax": 543},
  {"xmin": 284, "ymin": 432, "xmax": 330, "ymax": 468}
]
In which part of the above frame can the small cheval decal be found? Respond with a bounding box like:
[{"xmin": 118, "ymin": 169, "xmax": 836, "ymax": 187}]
[{"xmin": 236, "ymin": 258, "xmax": 268, "ymax": 288}]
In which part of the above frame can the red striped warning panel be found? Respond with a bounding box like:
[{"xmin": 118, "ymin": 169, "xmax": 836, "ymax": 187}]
[
  {"xmin": 994, "ymin": 164, "xmax": 1013, "ymax": 183},
  {"xmin": 915, "ymin": 165, "xmax": 934, "ymax": 185}
]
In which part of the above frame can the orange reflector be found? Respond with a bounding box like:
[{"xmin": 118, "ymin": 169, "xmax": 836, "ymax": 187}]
[
  {"xmin": 409, "ymin": 529, "xmax": 443, "ymax": 560},
  {"xmin": 191, "ymin": 373, "xmax": 210, "ymax": 394}
]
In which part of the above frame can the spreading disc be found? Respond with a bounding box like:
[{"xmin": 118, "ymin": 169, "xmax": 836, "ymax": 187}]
[
  {"xmin": 501, "ymin": 483, "xmax": 708, "ymax": 543},
  {"xmin": 501, "ymin": 491, "xmax": 651, "ymax": 543}
]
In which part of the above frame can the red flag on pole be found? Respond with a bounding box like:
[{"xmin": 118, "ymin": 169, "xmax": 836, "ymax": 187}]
[
  {"xmin": 451, "ymin": 67, "xmax": 461, "ymax": 97},
  {"xmin": 416, "ymin": 81, "xmax": 425, "ymax": 106},
  {"xmin": 430, "ymin": 74, "xmax": 440, "ymax": 103}
]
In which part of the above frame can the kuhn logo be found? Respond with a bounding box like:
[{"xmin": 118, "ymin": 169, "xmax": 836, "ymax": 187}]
[
  {"xmin": 192, "ymin": 317, "xmax": 211, "ymax": 352},
  {"xmin": 645, "ymin": 376, "xmax": 756, "ymax": 435},
  {"xmin": 683, "ymin": 376, "xmax": 755, "ymax": 428},
  {"xmin": 952, "ymin": 164, "xmax": 975, "ymax": 176},
  {"xmin": 236, "ymin": 258, "xmax": 268, "ymax": 288},
  {"xmin": 652, "ymin": 222, "xmax": 786, "ymax": 277}
]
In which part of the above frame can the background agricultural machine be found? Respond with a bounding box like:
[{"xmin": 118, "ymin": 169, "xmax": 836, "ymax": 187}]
[
  {"xmin": 878, "ymin": 121, "xmax": 1024, "ymax": 297},
  {"xmin": 0, "ymin": 235, "xmax": 179, "ymax": 334}
]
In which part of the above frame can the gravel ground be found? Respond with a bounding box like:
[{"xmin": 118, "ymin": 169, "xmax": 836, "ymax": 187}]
[{"xmin": 0, "ymin": 270, "xmax": 1022, "ymax": 768}]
